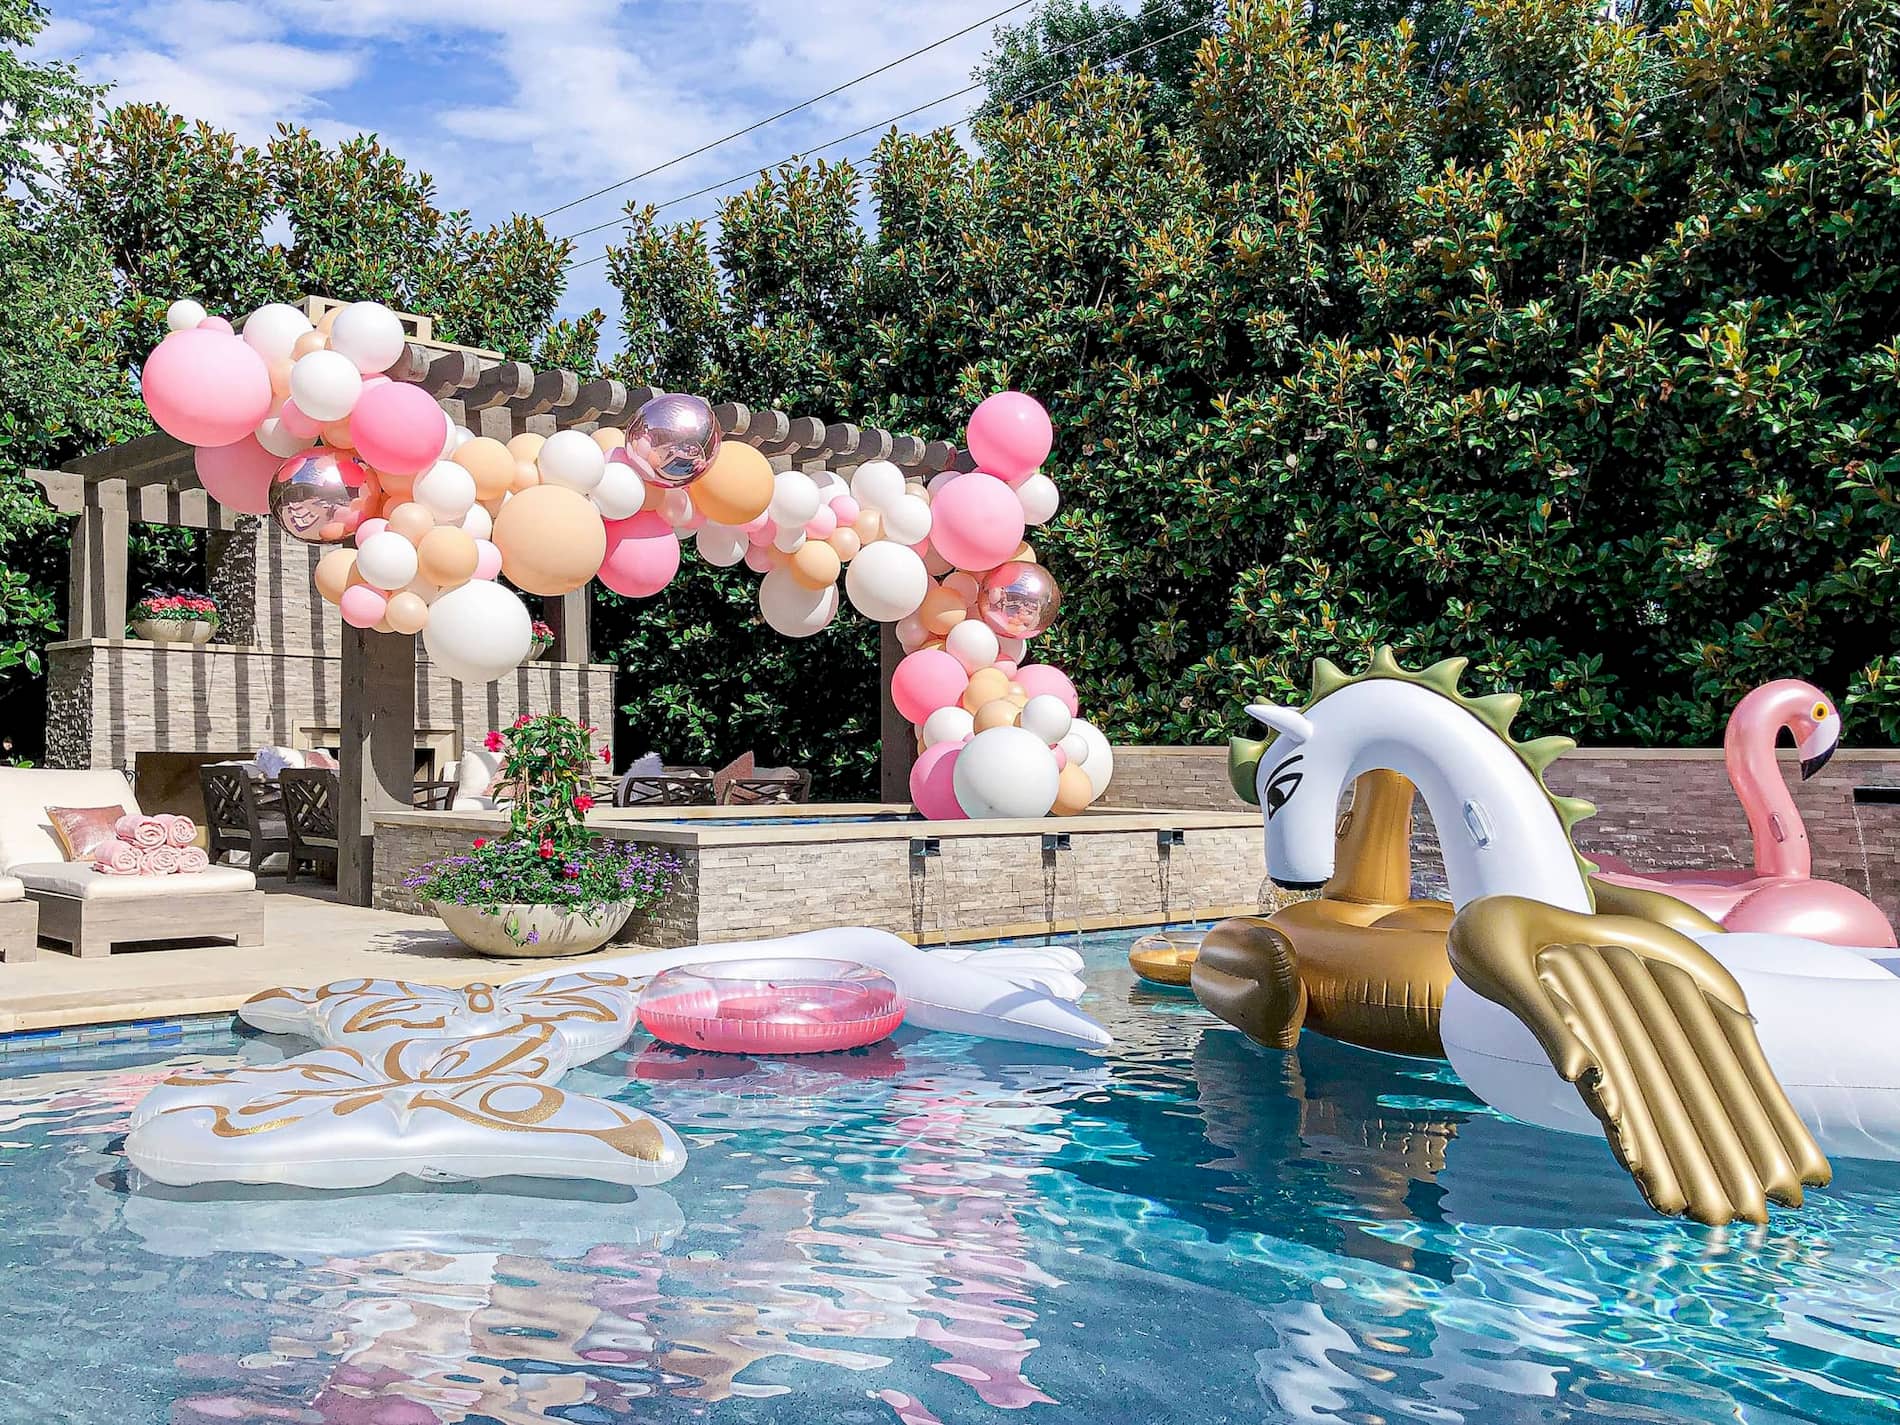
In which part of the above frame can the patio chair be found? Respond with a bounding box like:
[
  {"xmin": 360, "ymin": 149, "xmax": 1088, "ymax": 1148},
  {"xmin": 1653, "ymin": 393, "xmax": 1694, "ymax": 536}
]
[
  {"xmin": 0, "ymin": 877, "xmax": 38, "ymax": 964},
  {"xmin": 278, "ymin": 768, "xmax": 340, "ymax": 884},
  {"xmin": 719, "ymin": 769, "xmax": 813, "ymax": 806},
  {"xmin": 615, "ymin": 771, "xmax": 717, "ymax": 807},
  {"xmin": 0, "ymin": 767, "xmax": 261, "ymax": 959},
  {"xmin": 199, "ymin": 764, "xmax": 292, "ymax": 873}
]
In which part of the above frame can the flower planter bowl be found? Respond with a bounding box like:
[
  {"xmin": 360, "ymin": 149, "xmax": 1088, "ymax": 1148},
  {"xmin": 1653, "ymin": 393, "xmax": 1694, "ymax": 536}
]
[
  {"xmin": 431, "ymin": 899, "xmax": 635, "ymax": 958},
  {"xmin": 132, "ymin": 618, "xmax": 217, "ymax": 645}
]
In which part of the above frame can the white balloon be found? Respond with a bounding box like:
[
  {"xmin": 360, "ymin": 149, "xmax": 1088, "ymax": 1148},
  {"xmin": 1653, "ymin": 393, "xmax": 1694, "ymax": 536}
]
[
  {"xmin": 438, "ymin": 415, "xmax": 462, "ymax": 460},
  {"xmin": 1068, "ymin": 717, "xmax": 1115, "ymax": 799},
  {"xmin": 538, "ymin": 429, "xmax": 607, "ymax": 493},
  {"xmin": 895, "ymin": 612, "xmax": 929, "ymax": 651},
  {"xmin": 166, "ymin": 298, "xmax": 207, "ymax": 333},
  {"xmin": 769, "ymin": 471, "xmax": 821, "ymax": 528},
  {"xmin": 952, "ymin": 726, "xmax": 1060, "ymax": 819},
  {"xmin": 242, "ymin": 302, "xmax": 314, "ymax": 362},
  {"xmin": 659, "ymin": 488, "xmax": 695, "ymax": 527},
  {"xmin": 922, "ymin": 705, "xmax": 975, "ymax": 749},
  {"xmin": 758, "ymin": 566, "xmax": 838, "ymax": 638},
  {"xmin": 355, "ymin": 531, "xmax": 420, "ymax": 592},
  {"xmin": 254, "ymin": 414, "xmax": 311, "ymax": 458},
  {"xmin": 811, "ymin": 469, "xmax": 848, "ymax": 498},
  {"xmin": 1021, "ymin": 694, "xmax": 1073, "ymax": 746},
  {"xmin": 998, "ymin": 635, "xmax": 1029, "ymax": 661},
  {"xmin": 772, "ymin": 523, "xmax": 808, "ymax": 554},
  {"xmin": 1058, "ymin": 731, "xmax": 1088, "ymax": 764},
  {"xmin": 422, "ymin": 580, "xmax": 533, "ymax": 684},
  {"xmin": 944, "ymin": 618, "xmax": 999, "ymax": 673},
  {"xmin": 459, "ymin": 503, "xmax": 493, "ymax": 540},
  {"xmin": 328, "ymin": 301, "xmax": 407, "ymax": 374},
  {"xmin": 881, "ymin": 493, "xmax": 932, "ymax": 546},
  {"xmin": 843, "ymin": 540, "xmax": 928, "ymax": 622},
  {"xmin": 287, "ymin": 349, "xmax": 363, "ymax": 422},
  {"xmin": 591, "ymin": 458, "xmax": 645, "ymax": 520},
  {"xmin": 452, "ymin": 425, "xmax": 473, "ymax": 449},
  {"xmin": 850, "ymin": 460, "xmax": 905, "ymax": 511},
  {"xmin": 413, "ymin": 460, "xmax": 476, "ymax": 523},
  {"xmin": 695, "ymin": 523, "xmax": 748, "ymax": 567},
  {"xmin": 1016, "ymin": 473, "xmax": 1060, "ymax": 526}
]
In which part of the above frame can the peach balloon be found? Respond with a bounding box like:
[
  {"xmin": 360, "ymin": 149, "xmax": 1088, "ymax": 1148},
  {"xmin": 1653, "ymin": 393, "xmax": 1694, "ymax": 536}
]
[
  {"xmin": 321, "ymin": 418, "xmax": 356, "ymax": 449},
  {"xmin": 506, "ymin": 432, "xmax": 545, "ymax": 463},
  {"xmin": 828, "ymin": 527, "xmax": 861, "ymax": 561},
  {"xmin": 268, "ymin": 357, "xmax": 293, "ymax": 399},
  {"xmin": 1052, "ymin": 762, "xmax": 1095, "ymax": 816},
  {"xmin": 853, "ymin": 509, "xmax": 884, "ymax": 543},
  {"xmin": 316, "ymin": 306, "xmax": 339, "ymax": 335},
  {"xmin": 591, "ymin": 427, "xmax": 627, "ymax": 452},
  {"xmin": 292, "ymin": 331, "xmax": 328, "ymax": 358},
  {"xmin": 384, "ymin": 502, "xmax": 435, "ymax": 543},
  {"xmin": 453, "ymin": 437, "xmax": 517, "ymax": 501},
  {"xmin": 689, "ymin": 440, "xmax": 774, "ymax": 526},
  {"xmin": 790, "ymin": 539, "xmax": 841, "ymax": 591},
  {"xmin": 417, "ymin": 525, "xmax": 479, "ymax": 587},
  {"xmin": 961, "ymin": 667, "xmax": 1011, "ymax": 713},
  {"xmin": 385, "ymin": 590, "xmax": 429, "ymax": 635},
  {"xmin": 1012, "ymin": 541, "xmax": 1037, "ymax": 563},
  {"xmin": 920, "ymin": 584, "xmax": 968, "ymax": 636},
  {"xmin": 491, "ymin": 484, "xmax": 606, "ymax": 596},
  {"xmin": 974, "ymin": 698, "xmax": 1022, "ymax": 733},
  {"xmin": 314, "ymin": 548, "xmax": 358, "ymax": 605}
]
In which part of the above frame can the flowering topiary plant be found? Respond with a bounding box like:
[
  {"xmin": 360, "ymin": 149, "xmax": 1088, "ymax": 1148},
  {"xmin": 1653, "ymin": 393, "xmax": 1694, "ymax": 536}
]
[
  {"xmin": 132, "ymin": 592, "xmax": 219, "ymax": 624},
  {"xmin": 404, "ymin": 714, "xmax": 672, "ymax": 944}
]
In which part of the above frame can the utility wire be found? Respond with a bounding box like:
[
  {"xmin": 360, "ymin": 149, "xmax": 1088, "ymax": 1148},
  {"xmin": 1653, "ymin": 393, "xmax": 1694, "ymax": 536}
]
[
  {"xmin": 535, "ymin": 0, "xmax": 1037, "ymax": 222},
  {"xmin": 565, "ymin": 10, "xmax": 1211, "ymax": 271}
]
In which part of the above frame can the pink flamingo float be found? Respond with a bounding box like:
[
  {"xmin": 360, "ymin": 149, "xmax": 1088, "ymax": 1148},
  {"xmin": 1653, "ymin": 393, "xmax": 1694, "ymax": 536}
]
[{"xmin": 1592, "ymin": 679, "xmax": 1897, "ymax": 947}]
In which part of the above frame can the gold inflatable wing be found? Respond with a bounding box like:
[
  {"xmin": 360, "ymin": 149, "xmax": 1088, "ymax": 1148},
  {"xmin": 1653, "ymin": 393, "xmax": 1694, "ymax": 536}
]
[{"xmin": 1447, "ymin": 895, "xmax": 1829, "ymax": 1226}]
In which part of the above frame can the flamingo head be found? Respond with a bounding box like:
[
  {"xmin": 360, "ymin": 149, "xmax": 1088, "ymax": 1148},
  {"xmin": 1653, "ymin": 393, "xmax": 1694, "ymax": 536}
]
[{"xmin": 1792, "ymin": 691, "xmax": 1840, "ymax": 779}]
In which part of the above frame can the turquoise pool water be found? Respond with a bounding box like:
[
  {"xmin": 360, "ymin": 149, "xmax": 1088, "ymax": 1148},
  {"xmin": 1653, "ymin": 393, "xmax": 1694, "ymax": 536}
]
[{"xmin": 3, "ymin": 927, "xmax": 1899, "ymax": 1423}]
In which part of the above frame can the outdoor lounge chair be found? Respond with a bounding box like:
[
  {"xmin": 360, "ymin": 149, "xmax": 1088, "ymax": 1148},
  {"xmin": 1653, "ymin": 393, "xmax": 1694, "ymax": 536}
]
[
  {"xmin": 278, "ymin": 768, "xmax": 340, "ymax": 884},
  {"xmin": 719, "ymin": 769, "xmax": 813, "ymax": 806},
  {"xmin": 0, "ymin": 767, "xmax": 262, "ymax": 959},
  {"xmin": 0, "ymin": 876, "xmax": 39, "ymax": 964},
  {"xmin": 615, "ymin": 771, "xmax": 716, "ymax": 807},
  {"xmin": 199, "ymin": 763, "xmax": 292, "ymax": 872}
]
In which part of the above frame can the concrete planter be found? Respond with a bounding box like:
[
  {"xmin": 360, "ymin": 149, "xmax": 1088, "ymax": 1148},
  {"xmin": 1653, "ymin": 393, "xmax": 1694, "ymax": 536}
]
[
  {"xmin": 430, "ymin": 898, "xmax": 633, "ymax": 958},
  {"xmin": 131, "ymin": 618, "xmax": 216, "ymax": 645}
]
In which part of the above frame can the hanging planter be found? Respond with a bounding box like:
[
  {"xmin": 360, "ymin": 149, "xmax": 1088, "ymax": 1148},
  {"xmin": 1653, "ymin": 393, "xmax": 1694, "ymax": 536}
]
[
  {"xmin": 528, "ymin": 619, "xmax": 555, "ymax": 661},
  {"xmin": 129, "ymin": 593, "xmax": 220, "ymax": 645}
]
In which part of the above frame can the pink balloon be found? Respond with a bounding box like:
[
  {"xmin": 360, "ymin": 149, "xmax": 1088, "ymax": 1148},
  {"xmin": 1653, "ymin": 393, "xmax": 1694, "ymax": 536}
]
[
  {"xmin": 909, "ymin": 740, "xmax": 968, "ymax": 820},
  {"xmin": 747, "ymin": 518, "xmax": 777, "ymax": 547},
  {"xmin": 354, "ymin": 517, "xmax": 390, "ymax": 548},
  {"xmin": 927, "ymin": 472, "xmax": 1026, "ymax": 572},
  {"xmin": 742, "ymin": 544, "xmax": 775, "ymax": 574},
  {"xmin": 193, "ymin": 436, "xmax": 278, "ymax": 515},
  {"xmin": 965, "ymin": 392, "xmax": 1053, "ymax": 481},
  {"xmin": 804, "ymin": 505, "xmax": 837, "ymax": 540},
  {"xmin": 143, "ymin": 328, "xmax": 274, "ymax": 447},
  {"xmin": 348, "ymin": 380, "xmax": 446, "ymax": 476},
  {"xmin": 1014, "ymin": 663, "xmax": 1079, "ymax": 716},
  {"xmin": 599, "ymin": 510, "xmax": 681, "ymax": 598},
  {"xmin": 891, "ymin": 648, "xmax": 968, "ymax": 725},
  {"xmin": 829, "ymin": 494, "xmax": 860, "ymax": 525},
  {"xmin": 994, "ymin": 658, "xmax": 1019, "ymax": 678},
  {"xmin": 197, "ymin": 314, "xmax": 233, "ymax": 335},
  {"xmin": 338, "ymin": 583, "xmax": 388, "ymax": 629},
  {"xmin": 472, "ymin": 538, "xmax": 503, "ymax": 580},
  {"xmin": 279, "ymin": 399, "xmax": 321, "ymax": 439},
  {"xmin": 1052, "ymin": 744, "xmax": 1068, "ymax": 770}
]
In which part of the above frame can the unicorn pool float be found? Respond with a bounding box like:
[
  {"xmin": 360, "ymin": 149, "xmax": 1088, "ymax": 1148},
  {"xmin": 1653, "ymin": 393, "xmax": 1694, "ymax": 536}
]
[
  {"xmin": 1589, "ymin": 679, "xmax": 1896, "ymax": 948},
  {"xmin": 1219, "ymin": 648, "xmax": 1900, "ymax": 1226}
]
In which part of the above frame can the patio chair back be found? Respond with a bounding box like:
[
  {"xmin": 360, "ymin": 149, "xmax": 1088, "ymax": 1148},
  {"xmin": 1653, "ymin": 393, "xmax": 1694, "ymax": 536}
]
[
  {"xmin": 720, "ymin": 770, "xmax": 812, "ymax": 806},
  {"xmin": 197, "ymin": 764, "xmax": 292, "ymax": 874},
  {"xmin": 615, "ymin": 771, "xmax": 717, "ymax": 807},
  {"xmin": 279, "ymin": 768, "xmax": 340, "ymax": 883}
]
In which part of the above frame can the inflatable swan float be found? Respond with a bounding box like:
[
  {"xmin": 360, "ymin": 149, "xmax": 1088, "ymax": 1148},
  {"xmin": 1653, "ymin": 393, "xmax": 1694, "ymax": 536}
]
[{"xmin": 1236, "ymin": 649, "xmax": 1900, "ymax": 1226}]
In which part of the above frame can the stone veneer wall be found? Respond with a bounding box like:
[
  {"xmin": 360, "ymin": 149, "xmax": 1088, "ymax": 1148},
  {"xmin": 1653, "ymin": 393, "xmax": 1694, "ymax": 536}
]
[
  {"xmin": 1103, "ymin": 745, "xmax": 1900, "ymax": 918},
  {"xmin": 372, "ymin": 810, "xmax": 1278, "ymax": 948}
]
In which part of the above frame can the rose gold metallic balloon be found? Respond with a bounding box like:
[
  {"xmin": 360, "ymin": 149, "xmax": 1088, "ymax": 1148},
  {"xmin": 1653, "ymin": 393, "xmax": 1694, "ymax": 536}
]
[
  {"xmin": 977, "ymin": 560, "xmax": 1063, "ymax": 638},
  {"xmin": 269, "ymin": 447, "xmax": 376, "ymax": 544},
  {"xmin": 622, "ymin": 393, "xmax": 721, "ymax": 488}
]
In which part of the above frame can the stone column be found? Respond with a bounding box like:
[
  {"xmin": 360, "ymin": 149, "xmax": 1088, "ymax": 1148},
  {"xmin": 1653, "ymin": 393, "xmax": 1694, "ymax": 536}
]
[
  {"xmin": 70, "ymin": 479, "xmax": 129, "ymax": 639},
  {"xmin": 337, "ymin": 627, "xmax": 417, "ymax": 906},
  {"xmin": 878, "ymin": 622, "xmax": 915, "ymax": 803}
]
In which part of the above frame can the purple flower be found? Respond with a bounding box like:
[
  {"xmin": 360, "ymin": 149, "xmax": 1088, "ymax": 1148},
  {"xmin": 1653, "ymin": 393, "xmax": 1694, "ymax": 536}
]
[{"xmin": 525, "ymin": 929, "xmax": 540, "ymax": 944}]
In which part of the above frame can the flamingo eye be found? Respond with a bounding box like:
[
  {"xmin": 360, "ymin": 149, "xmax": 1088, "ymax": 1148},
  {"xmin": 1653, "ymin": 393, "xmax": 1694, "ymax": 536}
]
[{"xmin": 1813, "ymin": 702, "xmax": 1830, "ymax": 721}]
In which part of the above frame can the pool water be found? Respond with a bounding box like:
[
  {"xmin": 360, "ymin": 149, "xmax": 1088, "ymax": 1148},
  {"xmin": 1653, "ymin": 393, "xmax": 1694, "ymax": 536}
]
[{"xmin": 4, "ymin": 928, "xmax": 1900, "ymax": 1424}]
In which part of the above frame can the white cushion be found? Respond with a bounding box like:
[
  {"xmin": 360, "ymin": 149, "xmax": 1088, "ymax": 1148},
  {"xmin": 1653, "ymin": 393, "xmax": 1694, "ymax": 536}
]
[
  {"xmin": 0, "ymin": 874, "xmax": 22, "ymax": 902},
  {"xmin": 452, "ymin": 748, "xmax": 504, "ymax": 812},
  {"xmin": 0, "ymin": 768, "xmax": 140, "ymax": 873},
  {"xmin": 255, "ymin": 746, "xmax": 305, "ymax": 778},
  {"xmin": 12, "ymin": 862, "xmax": 256, "ymax": 899},
  {"xmin": 627, "ymin": 752, "xmax": 664, "ymax": 776}
]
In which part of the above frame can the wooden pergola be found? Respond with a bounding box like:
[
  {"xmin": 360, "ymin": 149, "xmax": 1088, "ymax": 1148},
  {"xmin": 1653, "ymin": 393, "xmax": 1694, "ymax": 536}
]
[{"xmin": 29, "ymin": 301, "xmax": 953, "ymax": 904}]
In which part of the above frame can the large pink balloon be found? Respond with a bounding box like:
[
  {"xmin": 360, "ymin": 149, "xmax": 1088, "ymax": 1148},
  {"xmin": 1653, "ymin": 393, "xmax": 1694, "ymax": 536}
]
[
  {"xmin": 348, "ymin": 380, "xmax": 445, "ymax": 476},
  {"xmin": 1014, "ymin": 663, "xmax": 1079, "ymax": 716},
  {"xmin": 965, "ymin": 392, "xmax": 1052, "ymax": 482},
  {"xmin": 598, "ymin": 510, "xmax": 681, "ymax": 598},
  {"xmin": 909, "ymin": 740, "xmax": 968, "ymax": 820},
  {"xmin": 891, "ymin": 648, "xmax": 968, "ymax": 725},
  {"xmin": 143, "ymin": 328, "xmax": 274, "ymax": 448},
  {"xmin": 928, "ymin": 473, "xmax": 1026, "ymax": 573},
  {"xmin": 338, "ymin": 583, "xmax": 388, "ymax": 630},
  {"xmin": 193, "ymin": 436, "xmax": 278, "ymax": 516}
]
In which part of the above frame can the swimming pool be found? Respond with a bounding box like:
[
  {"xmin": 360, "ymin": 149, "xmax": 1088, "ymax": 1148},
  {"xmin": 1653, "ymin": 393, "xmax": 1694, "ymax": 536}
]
[{"xmin": 3, "ymin": 928, "xmax": 1898, "ymax": 1424}]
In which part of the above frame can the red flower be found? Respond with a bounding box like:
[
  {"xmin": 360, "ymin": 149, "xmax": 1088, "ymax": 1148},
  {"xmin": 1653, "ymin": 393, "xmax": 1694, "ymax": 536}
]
[
  {"xmin": 599, "ymin": 746, "xmax": 612, "ymax": 765},
  {"xmin": 538, "ymin": 839, "xmax": 554, "ymax": 859},
  {"xmin": 514, "ymin": 714, "xmax": 532, "ymax": 729},
  {"xmin": 484, "ymin": 731, "xmax": 504, "ymax": 752},
  {"xmin": 564, "ymin": 865, "xmax": 580, "ymax": 879},
  {"xmin": 472, "ymin": 837, "xmax": 487, "ymax": 849},
  {"xmin": 572, "ymin": 794, "xmax": 594, "ymax": 813}
]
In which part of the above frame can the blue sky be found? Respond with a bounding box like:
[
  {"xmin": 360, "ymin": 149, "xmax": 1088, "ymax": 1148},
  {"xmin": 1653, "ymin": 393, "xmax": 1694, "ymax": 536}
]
[{"xmin": 34, "ymin": 0, "xmax": 1075, "ymax": 343}]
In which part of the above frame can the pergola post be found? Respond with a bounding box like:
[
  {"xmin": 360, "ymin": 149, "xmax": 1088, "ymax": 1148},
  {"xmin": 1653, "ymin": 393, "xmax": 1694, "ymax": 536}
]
[
  {"xmin": 336, "ymin": 627, "xmax": 417, "ymax": 906},
  {"xmin": 544, "ymin": 590, "xmax": 591, "ymax": 664},
  {"xmin": 71, "ymin": 479, "xmax": 129, "ymax": 639},
  {"xmin": 878, "ymin": 622, "xmax": 916, "ymax": 803}
]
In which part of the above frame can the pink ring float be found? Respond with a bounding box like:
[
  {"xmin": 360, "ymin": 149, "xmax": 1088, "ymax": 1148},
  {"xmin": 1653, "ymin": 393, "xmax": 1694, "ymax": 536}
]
[{"xmin": 636, "ymin": 958, "xmax": 907, "ymax": 1055}]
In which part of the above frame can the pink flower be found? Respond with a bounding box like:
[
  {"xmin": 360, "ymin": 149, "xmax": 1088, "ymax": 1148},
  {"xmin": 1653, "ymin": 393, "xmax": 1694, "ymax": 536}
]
[
  {"xmin": 599, "ymin": 746, "xmax": 612, "ymax": 765},
  {"xmin": 514, "ymin": 714, "xmax": 532, "ymax": 729},
  {"xmin": 573, "ymin": 794, "xmax": 594, "ymax": 813},
  {"xmin": 538, "ymin": 839, "xmax": 554, "ymax": 859},
  {"xmin": 484, "ymin": 731, "xmax": 503, "ymax": 752}
]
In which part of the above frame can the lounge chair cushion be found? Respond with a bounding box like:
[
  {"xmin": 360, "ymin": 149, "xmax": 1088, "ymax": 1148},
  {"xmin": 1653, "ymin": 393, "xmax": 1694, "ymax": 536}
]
[
  {"xmin": 12, "ymin": 862, "xmax": 256, "ymax": 899},
  {"xmin": 451, "ymin": 747, "xmax": 504, "ymax": 812},
  {"xmin": 0, "ymin": 874, "xmax": 22, "ymax": 902},
  {"xmin": 0, "ymin": 768, "xmax": 140, "ymax": 872}
]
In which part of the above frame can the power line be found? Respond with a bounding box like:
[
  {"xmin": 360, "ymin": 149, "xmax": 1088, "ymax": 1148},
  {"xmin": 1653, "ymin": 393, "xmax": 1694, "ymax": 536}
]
[
  {"xmin": 535, "ymin": 0, "xmax": 1038, "ymax": 222},
  {"xmin": 564, "ymin": 11, "xmax": 1211, "ymax": 272}
]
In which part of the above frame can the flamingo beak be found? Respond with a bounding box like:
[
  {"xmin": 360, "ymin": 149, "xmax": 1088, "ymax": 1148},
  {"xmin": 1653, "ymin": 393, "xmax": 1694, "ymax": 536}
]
[{"xmin": 1798, "ymin": 717, "xmax": 1839, "ymax": 780}]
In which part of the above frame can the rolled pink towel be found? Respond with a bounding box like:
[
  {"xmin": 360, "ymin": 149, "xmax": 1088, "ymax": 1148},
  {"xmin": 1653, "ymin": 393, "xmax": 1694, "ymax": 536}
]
[
  {"xmin": 176, "ymin": 845, "xmax": 209, "ymax": 874},
  {"xmin": 93, "ymin": 839, "xmax": 142, "ymax": 875},
  {"xmin": 118, "ymin": 815, "xmax": 168, "ymax": 850},
  {"xmin": 157, "ymin": 813, "xmax": 197, "ymax": 848},
  {"xmin": 137, "ymin": 846, "xmax": 182, "ymax": 876}
]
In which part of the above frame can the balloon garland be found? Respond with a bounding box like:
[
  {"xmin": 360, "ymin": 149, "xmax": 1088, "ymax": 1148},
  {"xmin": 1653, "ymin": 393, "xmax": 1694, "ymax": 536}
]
[{"xmin": 139, "ymin": 299, "xmax": 1113, "ymax": 817}]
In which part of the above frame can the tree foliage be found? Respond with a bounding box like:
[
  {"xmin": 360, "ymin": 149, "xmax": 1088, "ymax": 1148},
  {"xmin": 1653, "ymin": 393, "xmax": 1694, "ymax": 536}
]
[{"xmin": 606, "ymin": 0, "xmax": 1900, "ymax": 757}]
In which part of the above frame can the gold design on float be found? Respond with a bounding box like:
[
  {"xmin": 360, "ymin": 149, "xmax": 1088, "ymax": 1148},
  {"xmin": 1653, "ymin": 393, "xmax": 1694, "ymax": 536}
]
[
  {"xmin": 1447, "ymin": 894, "xmax": 1831, "ymax": 1226},
  {"xmin": 1128, "ymin": 931, "xmax": 1203, "ymax": 986}
]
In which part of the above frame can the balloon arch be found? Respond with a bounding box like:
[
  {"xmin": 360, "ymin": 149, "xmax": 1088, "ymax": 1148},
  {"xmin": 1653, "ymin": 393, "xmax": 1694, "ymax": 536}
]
[{"xmin": 139, "ymin": 297, "xmax": 1113, "ymax": 819}]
